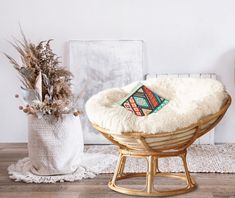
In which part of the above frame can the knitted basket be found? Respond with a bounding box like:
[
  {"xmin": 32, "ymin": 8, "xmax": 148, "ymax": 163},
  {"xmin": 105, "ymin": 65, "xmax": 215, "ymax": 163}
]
[{"xmin": 28, "ymin": 114, "xmax": 83, "ymax": 175}]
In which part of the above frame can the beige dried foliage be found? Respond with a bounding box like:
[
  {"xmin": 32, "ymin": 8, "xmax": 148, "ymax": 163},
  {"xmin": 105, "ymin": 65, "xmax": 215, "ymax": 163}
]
[{"xmin": 5, "ymin": 32, "xmax": 78, "ymax": 118}]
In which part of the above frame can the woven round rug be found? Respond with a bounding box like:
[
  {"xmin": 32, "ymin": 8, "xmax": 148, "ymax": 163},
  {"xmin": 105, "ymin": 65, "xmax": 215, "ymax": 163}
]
[{"xmin": 8, "ymin": 144, "xmax": 235, "ymax": 183}]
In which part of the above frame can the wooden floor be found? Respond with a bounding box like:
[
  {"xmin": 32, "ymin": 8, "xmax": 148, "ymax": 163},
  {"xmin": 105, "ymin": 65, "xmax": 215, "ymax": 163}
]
[{"xmin": 0, "ymin": 143, "xmax": 235, "ymax": 198}]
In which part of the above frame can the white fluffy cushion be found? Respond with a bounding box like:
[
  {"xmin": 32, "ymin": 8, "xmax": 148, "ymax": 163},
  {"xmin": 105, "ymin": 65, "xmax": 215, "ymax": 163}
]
[{"xmin": 85, "ymin": 78, "xmax": 227, "ymax": 134}]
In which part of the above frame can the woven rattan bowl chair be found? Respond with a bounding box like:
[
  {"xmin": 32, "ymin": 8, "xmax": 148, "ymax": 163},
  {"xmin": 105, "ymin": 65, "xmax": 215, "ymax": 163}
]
[{"xmin": 90, "ymin": 93, "xmax": 231, "ymax": 197}]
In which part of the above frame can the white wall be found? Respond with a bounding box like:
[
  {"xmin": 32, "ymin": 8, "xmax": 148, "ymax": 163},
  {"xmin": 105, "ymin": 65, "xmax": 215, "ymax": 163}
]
[{"xmin": 0, "ymin": 0, "xmax": 235, "ymax": 143}]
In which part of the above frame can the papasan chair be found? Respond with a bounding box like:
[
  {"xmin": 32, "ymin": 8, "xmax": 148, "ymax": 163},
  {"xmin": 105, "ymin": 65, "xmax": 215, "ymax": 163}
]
[{"xmin": 85, "ymin": 77, "xmax": 231, "ymax": 197}]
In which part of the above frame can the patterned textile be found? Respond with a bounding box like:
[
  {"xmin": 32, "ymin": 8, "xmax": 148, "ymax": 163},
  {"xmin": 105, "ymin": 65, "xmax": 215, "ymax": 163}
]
[{"xmin": 118, "ymin": 83, "xmax": 168, "ymax": 116}]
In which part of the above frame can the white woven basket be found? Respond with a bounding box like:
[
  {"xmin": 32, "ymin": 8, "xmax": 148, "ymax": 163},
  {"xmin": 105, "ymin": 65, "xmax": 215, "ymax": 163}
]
[{"xmin": 28, "ymin": 114, "xmax": 84, "ymax": 175}]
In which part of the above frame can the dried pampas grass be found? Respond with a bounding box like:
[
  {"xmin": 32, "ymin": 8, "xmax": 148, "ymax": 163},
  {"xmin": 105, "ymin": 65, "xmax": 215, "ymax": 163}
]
[{"xmin": 5, "ymin": 31, "xmax": 79, "ymax": 118}]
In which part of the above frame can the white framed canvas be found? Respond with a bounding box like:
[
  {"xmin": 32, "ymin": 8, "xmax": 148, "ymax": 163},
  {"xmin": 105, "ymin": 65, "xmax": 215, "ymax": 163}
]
[{"xmin": 69, "ymin": 40, "xmax": 144, "ymax": 144}]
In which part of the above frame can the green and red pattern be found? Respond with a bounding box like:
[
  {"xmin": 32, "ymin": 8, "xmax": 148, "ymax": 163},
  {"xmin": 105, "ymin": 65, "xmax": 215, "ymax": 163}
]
[{"xmin": 118, "ymin": 83, "xmax": 168, "ymax": 116}]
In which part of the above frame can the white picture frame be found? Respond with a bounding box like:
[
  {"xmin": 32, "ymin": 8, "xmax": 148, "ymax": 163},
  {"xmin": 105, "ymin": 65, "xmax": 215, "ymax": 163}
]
[{"xmin": 69, "ymin": 40, "xmax": 144, "ymax": 144}]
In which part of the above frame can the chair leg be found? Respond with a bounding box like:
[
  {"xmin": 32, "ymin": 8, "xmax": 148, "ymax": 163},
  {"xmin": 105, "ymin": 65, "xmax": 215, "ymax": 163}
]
[
  {"xmin": 146, "ymin": 156, "xmax": 155, "ymax": 193},
  {"xmin": 118, "ymin": 156, "xmax": 126, "ymax": 177},
  {"xmin": 111, "ymin": 153, "xmax": 123, "ymax": 185},
  {"xmin": 180, "ymin": 152, "xmax": 194, "ymax": 187},
  {"xmin": 152, "ymin": 157, "xmax": 160, "ymax": 175},
  {"xmin": 155, "ymin": 157, "xmax": 160, "ymax": 174}
]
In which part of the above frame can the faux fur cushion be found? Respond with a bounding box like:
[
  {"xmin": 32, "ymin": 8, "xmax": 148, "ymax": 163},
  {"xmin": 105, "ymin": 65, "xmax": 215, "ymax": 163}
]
[
  {"xmin": 118, "ymin": 83, "xmax": 168, "ymax": 116},
  {"xmin": 85, "ymin": 78, "xmax": 227, "ymax": 134}
]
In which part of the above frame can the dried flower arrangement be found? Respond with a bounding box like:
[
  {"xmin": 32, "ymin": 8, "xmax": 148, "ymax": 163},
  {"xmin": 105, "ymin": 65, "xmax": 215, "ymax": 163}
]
[{"xmin": 5, "ymin": 33, "xmax": 80, "ymax": 118}]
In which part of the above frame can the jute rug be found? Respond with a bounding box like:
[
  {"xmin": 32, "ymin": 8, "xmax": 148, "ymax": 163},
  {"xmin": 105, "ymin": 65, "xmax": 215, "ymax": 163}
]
[{"xmin": 8, "ymin": 144, "xmax": 235, "ymax": 183}]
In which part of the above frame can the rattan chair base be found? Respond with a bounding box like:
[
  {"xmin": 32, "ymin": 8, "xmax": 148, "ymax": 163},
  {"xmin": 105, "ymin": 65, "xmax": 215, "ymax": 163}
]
[
  {"xmin": 108, "ymin": 149, "xmax": 196, "ymax": 197},
  {"xmin": 109, "ymin": 174, "xmax": 196, "ymax": 197}
]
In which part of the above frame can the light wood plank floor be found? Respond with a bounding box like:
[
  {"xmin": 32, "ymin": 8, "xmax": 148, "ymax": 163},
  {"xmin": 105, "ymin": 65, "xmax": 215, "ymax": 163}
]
[{"xmin": 0, "ymin": 143, "xmax": 235, "ymax": 198}]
